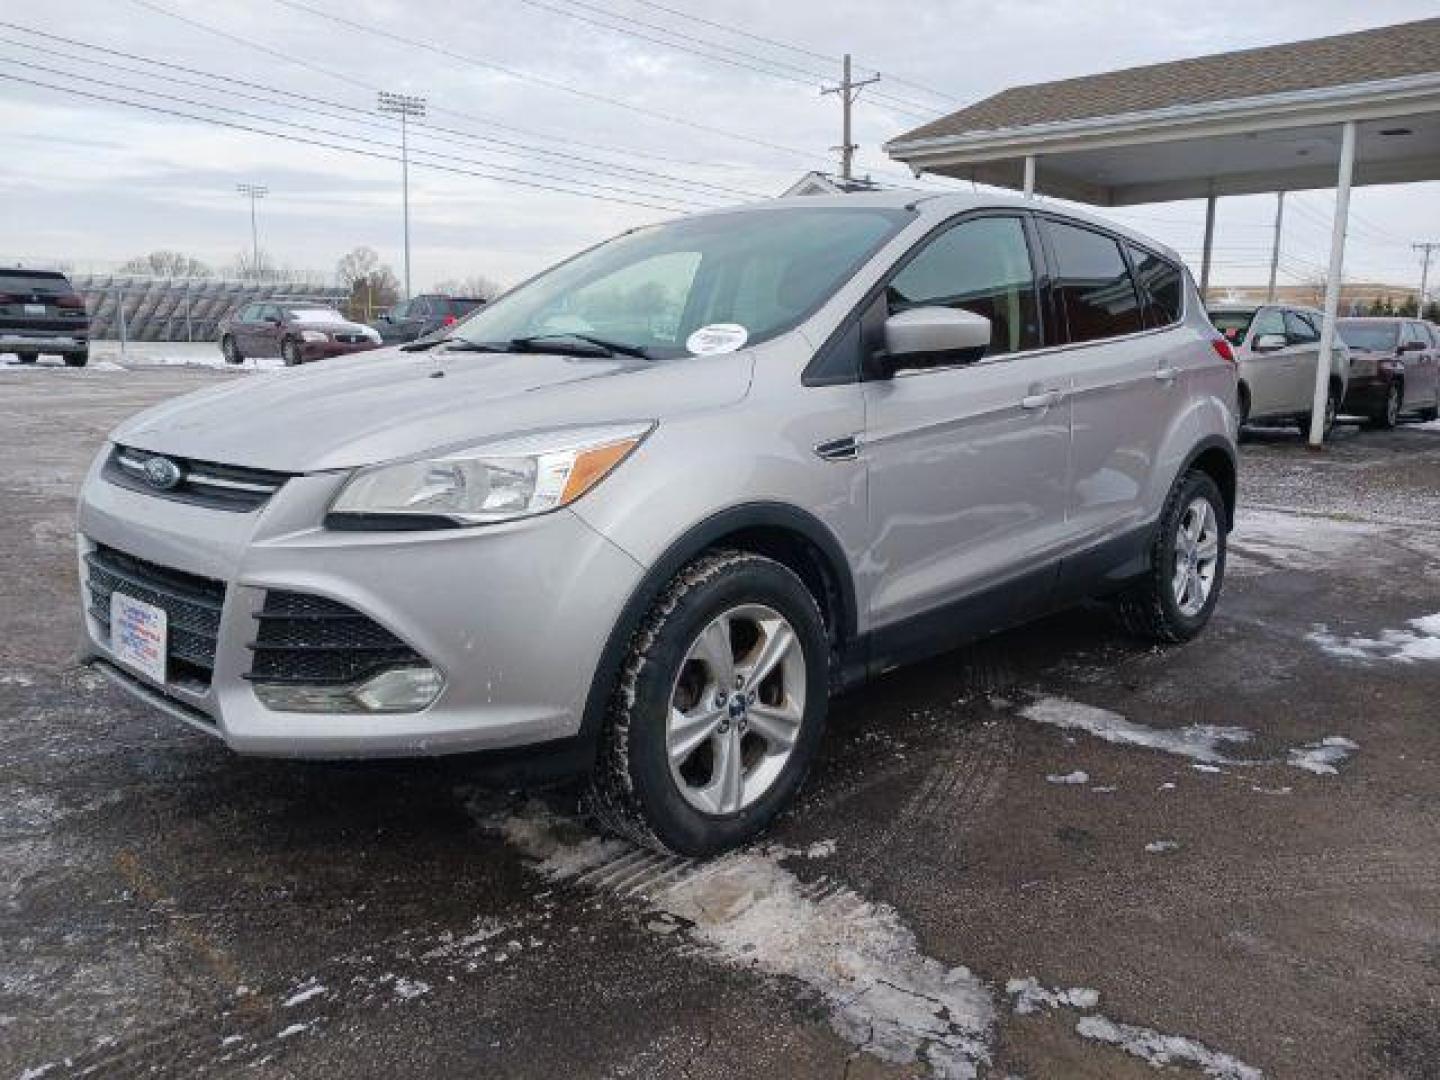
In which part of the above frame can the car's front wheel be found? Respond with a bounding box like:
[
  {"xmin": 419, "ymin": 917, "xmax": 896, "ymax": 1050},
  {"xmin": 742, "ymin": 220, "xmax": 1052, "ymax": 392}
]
[
  {"xmin": 1117, "ymin": 469, "xmax": 1227, "ymax": 643},
  {"xmin": 1296, "ymin": 382, "xmax": 1338, "ymax": 439},
  {"xmin": 586, "ymin": 550, "xmax": 829, "ymax": 856},
  {"xmin": 222, "ymin": 336, "xmax": 242, "ymax": 365},
  {"xmin": 63, "ymin": 350, "xmax": 88, "ymax": 368},
  {"xmin": 1371, "ymin": 384, "xmax": 1401, "ymax": 429},
  {"xmin": 282, "ymin": 338, "xmax": 302, "ymax": 366}
]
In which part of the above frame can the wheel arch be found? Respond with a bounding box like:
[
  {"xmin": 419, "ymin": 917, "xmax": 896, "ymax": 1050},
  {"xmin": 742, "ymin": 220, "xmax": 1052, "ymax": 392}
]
[
  {"xmin": 577, "ymin": 502, "xmax": 857, "ymax": 746},
  {"xmin": 1181, "ymin": 436, "xmax": 1237, "ymax": 531}
]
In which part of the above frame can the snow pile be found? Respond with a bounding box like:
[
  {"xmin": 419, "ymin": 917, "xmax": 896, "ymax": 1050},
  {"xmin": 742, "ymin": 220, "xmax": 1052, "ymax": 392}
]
[
  {"xmin": 1045, "ymin": 770, "xmax": 1089, "ymax": 785},
  {"xmin": 1229, "ymin": 509, "xmax": 1383, "ymax": 572},
  {"xmin": 1308, "ymin": 613, "xmax": 1440, "ymax": 663},
  {"xmin": 490, "ymin": 801, "xmax": 995, "ymax": 1078},
  {"xmin": 281, "ymin": 982, "xmax": 325, "ymax": 1008},
  {"xmin": 1287, "ymin": 737, "xmax": 1360, "ymax": 775},
  {"xmin": 1077, "ymin": 1016, "xmax": 1262, "ymax": 1079},
  {"xmin": 1145, "ymin": 840, "xmax": 1181, "ymax": 854},
  {"xmin": 1021, "ymin": 698, "xmax": 1251, "ymax": 765},
  {"xmin": 1006, "ymin": 977, "xmax": 1099, "ymax": 1015}
]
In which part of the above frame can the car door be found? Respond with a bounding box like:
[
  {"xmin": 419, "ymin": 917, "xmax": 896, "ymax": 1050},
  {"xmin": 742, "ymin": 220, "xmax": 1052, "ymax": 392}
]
[
  {"xmin": 1243, "ymin": 307, "xmax": 1294, "ymax": 416},
  {"xmin": 255, "ymin": 304, "xmax": 284, "ymax": 357},
  {"xmin": 1406, "ymin": 321, "xmax": 1440, "ymax": 406},
  {"xmin": 1283, "ymin": 308, "xmax": 1323, "ymax": 410},
  {"xmin": 231, "ymin": 304, "xmax": 261, "ymax": 354},
  {"xmin": 862, "ymin": 212, "xmax": 1070, "ymax": 640},
  {"xmin": 1049, "ymin": 225, "xmax": 1180, "ymax": 547}
]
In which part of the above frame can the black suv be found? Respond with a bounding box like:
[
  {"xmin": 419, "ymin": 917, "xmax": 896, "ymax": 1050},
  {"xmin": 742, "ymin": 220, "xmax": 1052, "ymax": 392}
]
[
  {"xmin": 371, "ymin": 294, "xmax": 485, "ymax": 344},
  {"xmin": 0, "ymin": 269, "xmax": 90, "ymax": 367}
]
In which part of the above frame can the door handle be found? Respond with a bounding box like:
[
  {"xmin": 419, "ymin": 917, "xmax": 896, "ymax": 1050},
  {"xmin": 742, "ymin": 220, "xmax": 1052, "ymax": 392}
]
[
  {"xmin": 1154, "ymin": 366, "xmax": 1179, "ymax": 383},
  {"xmin": 1020, "ymin": 389, "xmax": 1061, "ymax": 410}
]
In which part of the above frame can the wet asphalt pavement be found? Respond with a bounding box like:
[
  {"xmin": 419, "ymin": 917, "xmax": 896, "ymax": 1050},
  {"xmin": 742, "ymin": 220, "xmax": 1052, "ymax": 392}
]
[{"xmin": 2, "ymin": 364, "xmax": 1438, "ymax": 1079}]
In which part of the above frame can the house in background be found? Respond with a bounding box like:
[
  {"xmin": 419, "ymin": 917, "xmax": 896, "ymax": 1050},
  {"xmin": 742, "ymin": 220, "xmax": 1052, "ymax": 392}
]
[{"xmin": 781, "ymin": 171, "xmax": 884, "ymax": 197}]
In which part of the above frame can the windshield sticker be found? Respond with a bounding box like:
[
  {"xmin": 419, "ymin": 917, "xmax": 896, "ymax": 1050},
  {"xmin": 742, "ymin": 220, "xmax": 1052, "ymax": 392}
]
[{"xmin": 686, "ymin": 323, "xmax": 748, "ymax": 356}]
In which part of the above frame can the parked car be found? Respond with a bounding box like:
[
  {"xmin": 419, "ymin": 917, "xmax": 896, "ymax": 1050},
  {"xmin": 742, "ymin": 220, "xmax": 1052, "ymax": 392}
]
[
  {"xmin": 1336, "ymin": 317, "xmax": 1440, "ymax": 428},
  {"xmin": 1208, "ymin": 303, "xmax": 1348, "ymax": 436},
  {"xmin": 78, "ymin": 194, "xmax": 1238, "ymax": 856},
  {"xmin": 371, "ymin": 294, "xmax": 486, "ymax": 344},
  {"xmin": 219, "ymin": 303, "xmax": 382, "ymax": 365},
  {"xmin": 0, "ymin": 268, "xmax": 90, "ymax": 366}
]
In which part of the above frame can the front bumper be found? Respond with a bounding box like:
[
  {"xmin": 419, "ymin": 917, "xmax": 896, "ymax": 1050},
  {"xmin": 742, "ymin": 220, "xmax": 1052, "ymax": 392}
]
[
  {"xmin": 77, "ymin": 450, "xmax": 645, "ymax": 758},
  {"xmin": 300, "ymin": 339, "xmax": 381, "ymax": 362},
  {"xmin": 1341, "ymin": 373, "xmax": 1393, "ymax": 415}
]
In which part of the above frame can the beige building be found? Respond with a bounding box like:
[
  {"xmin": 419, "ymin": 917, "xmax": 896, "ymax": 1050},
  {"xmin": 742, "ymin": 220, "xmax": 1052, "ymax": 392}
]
[{"xmin": 1203, "ymin": 281, "xmax": 1422, "ymax": 312}]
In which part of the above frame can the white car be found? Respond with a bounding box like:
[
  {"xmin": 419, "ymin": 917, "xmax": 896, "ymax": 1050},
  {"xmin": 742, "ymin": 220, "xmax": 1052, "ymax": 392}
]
[{"xmin": 1209, "ymin": 304, "xmax": 1349, "ymax": 436}]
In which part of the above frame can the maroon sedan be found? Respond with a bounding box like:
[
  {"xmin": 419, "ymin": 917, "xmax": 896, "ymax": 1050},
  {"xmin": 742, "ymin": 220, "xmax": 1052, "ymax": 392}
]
[
  {"xmin": 1337, "ymin": 317, "xmax": 1440, "ymax": 429},
  {"xmin": 219, "ymin": 302, "xmax": 384, "ymax": 366}
]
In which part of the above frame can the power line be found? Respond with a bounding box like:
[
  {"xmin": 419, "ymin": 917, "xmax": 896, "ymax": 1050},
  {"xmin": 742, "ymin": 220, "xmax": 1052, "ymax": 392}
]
[
  {"xmin": 257, "ymin": 0, "xmax": 836, "ymax": 164},
  {"xmin": 0, "ymin": 24, "xmax": 766, "ymax": 197},
  {"xmin": 0, "ymin": 71, "xmax": 698, "ymax": 214}
]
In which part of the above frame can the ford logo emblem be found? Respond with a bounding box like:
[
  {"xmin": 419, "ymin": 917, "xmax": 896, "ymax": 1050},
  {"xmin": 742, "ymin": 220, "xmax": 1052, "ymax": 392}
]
[{"xmin": 142, "ymin": 456, "xmax": 183, "ymax": 491}]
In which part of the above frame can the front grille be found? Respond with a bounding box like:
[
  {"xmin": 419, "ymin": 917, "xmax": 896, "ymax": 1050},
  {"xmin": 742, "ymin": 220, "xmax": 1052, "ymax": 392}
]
[
  {"xmin": 332, "ymin": 333, "xmax": 368, "ymax": 344},
  {"xmin": 86, "ymin": 545, "xmax": 226, "ymax": 687},
  {"xmin": 248, "ymin": 591, "xmax": 424, "ymax": 686},
  {"xmin": 104, "ymin": 445, "xmax": 291, "ymax": 512}
]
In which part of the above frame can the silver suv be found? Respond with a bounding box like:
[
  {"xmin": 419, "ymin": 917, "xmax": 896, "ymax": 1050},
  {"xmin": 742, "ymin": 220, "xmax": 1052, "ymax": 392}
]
[
  {"xmin": 77, "ymin": 194, "xmax": 1238, "ymax": 855},
  {"xmin": 1208, "ymin": 303, "xmax": 1349, "ymax": 436}
]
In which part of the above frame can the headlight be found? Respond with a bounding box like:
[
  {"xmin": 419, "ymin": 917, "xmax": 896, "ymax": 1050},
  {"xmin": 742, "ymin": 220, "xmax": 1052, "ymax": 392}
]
[
  {"xmin": 328, "ymin": 422, "xmax": 653, "ymax": 528},
  {"xmin": 300, "ymin": 330, "xmax": 328, "ymax": 343},
  {"xmin": 361, "ymin": 328, "xmax": 381, "ymax": 342}
]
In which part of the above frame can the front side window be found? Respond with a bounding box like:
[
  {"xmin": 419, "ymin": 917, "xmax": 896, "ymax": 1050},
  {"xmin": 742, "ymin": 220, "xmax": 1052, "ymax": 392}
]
[
  {"xmin": 1251, "ymin": 308, "xmax": 1286, "ymax": 342},
  {"xmin": 452, "ymin": 206, "xmax": 910, "ymax": 359},
  {"xmin": 1284, "ymin": 310, "xmax": 1319, "ymax": 344},
  {"xmin": 887, "ymin": 216, "xmax": 1040, "ymax": 355},
  {"xmin": 1127, "ymin": 245, "xmax": 1183, "ymax": 328},
  {"xmin": 1043, "ymin": 220, "xmax": 1144, "ymax": 343}
]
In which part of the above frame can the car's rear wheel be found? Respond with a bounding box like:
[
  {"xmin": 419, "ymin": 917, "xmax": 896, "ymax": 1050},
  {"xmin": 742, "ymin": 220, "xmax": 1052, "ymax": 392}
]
[
  {"xmin": 1371, "ymin": 384, "xmax": 1401, "ymax": 429},
  {"xmin": 222, "ymin": 335, "xmax": 242, "ymax": 365},
  {"xmin": 15, "ymin": 352, "xmax": 36, "ymax": 364},
  {"xmin": 1116, "ymin": 469, "xmax": 1227, "ymax": 644},
  {"xmin": 586, "ymin": 550, "xmax": 828, "ymax": 856},
  {"xmin": 282, "ymin": 338, "xmax": 302, "ymax": 366},
  {"xmin": 1296, "ymin": 383, "xmax": 1338, "ymax": 439}
]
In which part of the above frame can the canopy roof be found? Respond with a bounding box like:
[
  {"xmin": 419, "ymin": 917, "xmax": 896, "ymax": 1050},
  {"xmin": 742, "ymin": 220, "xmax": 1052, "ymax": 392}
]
[{"xmin": 886, "ymin": 19, "xmax": 1440, "ymax": 205}]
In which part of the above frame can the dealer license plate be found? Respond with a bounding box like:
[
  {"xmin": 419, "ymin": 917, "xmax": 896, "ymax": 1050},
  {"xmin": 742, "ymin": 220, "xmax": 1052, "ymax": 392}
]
[{"xmin": 111, "ymin": 592, "xmax": 167, "ymax": 683}]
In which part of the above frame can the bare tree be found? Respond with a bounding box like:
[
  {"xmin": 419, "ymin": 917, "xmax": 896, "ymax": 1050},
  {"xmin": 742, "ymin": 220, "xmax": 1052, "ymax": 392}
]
[
  {"xmin": 225, "ymin": 249, "xmax": 285, "ymax": 283},
  {"xmin": 119, "ymin": 250, "xmax": 213, "ymax": 278},
  {"xmin": 336, "ymin": 247, "xmax": 400, "ymax": 320},
  {"xmin": 430, "ymin": 273, "xmax": 504, "ymax": 300}
]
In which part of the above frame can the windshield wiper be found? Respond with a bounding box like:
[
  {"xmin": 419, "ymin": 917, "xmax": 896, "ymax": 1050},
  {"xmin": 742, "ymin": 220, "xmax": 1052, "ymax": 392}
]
[{"xmin": 510, "ymin": 333, "xmax": 652, "ymax": 359}]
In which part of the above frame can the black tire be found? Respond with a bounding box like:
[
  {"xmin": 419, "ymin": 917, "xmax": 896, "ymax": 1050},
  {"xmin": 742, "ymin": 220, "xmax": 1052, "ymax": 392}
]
[
  {"xmin": 1371, "ymin": 383, "xmax": 1401, "ymax": 430},
  {"xmin": 1419, "ymin": 404, "xmax": 1439, "ymax": 423},
  {"xmin": 63, "ymin": 350, "xmax": 88, "ymax": 368},
  {"xmin": 222, "ymin": 336, "xmax": 242, "ymax": 365},
  {"xmin": 1116, "ymin": 469, "xmax": 1227, "ymax": 644},
  {"xmin": 1296, "ymin": 382, "xmax": 1338, "ymax": 439},
  {"xmin": 282, "ymin": 338, "xmax": 302, "ymax": 366},
  {"xmin": 1236, "ymin": 384, "xmax": 1250, "ymax": 429},
  {"xmin": 15, "ymin": 352, "xmax": 36, "ymax": 364},
  {"xmin": 585, "ymin": 550, "xmax": 829, "ymax": 857}
]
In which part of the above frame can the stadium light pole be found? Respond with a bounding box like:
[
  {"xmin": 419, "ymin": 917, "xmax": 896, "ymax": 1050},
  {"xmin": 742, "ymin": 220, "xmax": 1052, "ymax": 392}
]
[
  {"xmin": 377, "ymin": 91, "xmax": 426, "ymax": 299},
  {"xmin": 235, "ymin": 183, "xmax": 268, "ymax": 280}
]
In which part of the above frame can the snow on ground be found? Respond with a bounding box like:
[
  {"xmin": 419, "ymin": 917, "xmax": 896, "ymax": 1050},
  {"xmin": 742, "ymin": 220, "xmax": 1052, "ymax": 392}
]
[
  {"xmin": 486, "ymin": 799, "xmax": 995, "ymax": 1079},
  {"xmin": 1308, "ymin": 613, "xmax": 1440, "ymax": 663},
  {"xmin": 1019, "ymin": 696, "xmax": 1358, "ymax": 777},
  {"xmin": 89, "ymin": 340, "xmax": 282, "ymax": 370},
  {"xmin": 1006, "ymin": 977, "xmax": 1099, "ymax": 1015},
  {"xmin": 1228, "ymin": 508, "xmax": 1387, "ymax": 573},
  {"xmin": 1045, "ymin": 770, "xmax": 1090, "ymax": 785}
]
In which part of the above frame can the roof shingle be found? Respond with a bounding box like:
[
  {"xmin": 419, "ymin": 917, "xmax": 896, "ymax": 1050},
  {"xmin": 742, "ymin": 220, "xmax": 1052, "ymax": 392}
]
[{"xmin": 894, "ymin": 18, "xmax": 1440, "ymax": 144}]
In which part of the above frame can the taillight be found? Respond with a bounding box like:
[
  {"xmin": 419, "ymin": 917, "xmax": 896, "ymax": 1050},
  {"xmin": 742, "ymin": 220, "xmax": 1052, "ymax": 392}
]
[
  {"xmin": 1211, "ymin": 338, "xmax": 1236, "ymax": 363},
  {"xmin": 442, "ymin": 314, "xmax": 457, "ymax": 326}
]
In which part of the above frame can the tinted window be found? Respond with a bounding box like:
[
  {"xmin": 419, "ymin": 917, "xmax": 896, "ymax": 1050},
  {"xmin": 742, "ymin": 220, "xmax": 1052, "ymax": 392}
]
[
  {"xmin": 452, "ymin": 299, "xmax": 485, "ymax": 317},
  {"xmin": 1209, "ymin": 309, "xmax": 1255, "ymax": 344},
  {"xmin": 1251, "ymin": 308, "xmax": 1286, "ymax": 341},
  {"xmin": 887, "ymin": 216, "xmax": 1040, "ymax": 355},
  {"xmin": 237, "ymin": 304, "xmax": 259, "ymax": 321},
  {"xmin": 0, "ymin": 271, "xmax": 70, "ymax": 296},
  {"xmin": 1043, "ymin": 220, "xmax": 1144, "ymax": 343},
  {"xmin": 1337, "ymin": 321, "xmax": 1398, "ymax": 351},
  {"xmin": 1126, "ymin": 245, "xmax": 1183, "ymax": 327},
  {"xmin": 389, "ymin": 301, "xmax": 412, "ymax": 319},
  {"xmin": 1284, "ymin": 310, "xmax": 1319, "ymax": 344}
]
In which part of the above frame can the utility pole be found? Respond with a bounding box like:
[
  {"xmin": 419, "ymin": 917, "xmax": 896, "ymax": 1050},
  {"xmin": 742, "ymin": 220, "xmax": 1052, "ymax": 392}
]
[
  {"xmin": 378, "ymin": 91, "xmax": 426, "ymax": 299},
  {"xmin": 235, "ymin": 183, "xmax": 268, "ymax": 280},
  {"xmin": 821, "ymin": 54, "xmax": 879, "ymax": 182},
  {"xmin": 1266, "ymin": 192, "xmax": 1285, "ymax": 303},
  {"xmin": 1414, "ymin": 241, "xmax": 1439, "ymax": 314}
]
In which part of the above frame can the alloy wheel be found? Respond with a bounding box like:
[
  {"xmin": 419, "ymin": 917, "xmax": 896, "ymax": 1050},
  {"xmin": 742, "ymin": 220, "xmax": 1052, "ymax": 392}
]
[
  {"xmin": 1386, "ymin": 386, "xmax": 1400, "ymax": 427},
  {"xmin": 1171, "ymin": 497, "xmax": 1220, "ymax": 617},
  {"xmin": 665, "ymin": 603, "xmax": 806, "ymax": 816}
]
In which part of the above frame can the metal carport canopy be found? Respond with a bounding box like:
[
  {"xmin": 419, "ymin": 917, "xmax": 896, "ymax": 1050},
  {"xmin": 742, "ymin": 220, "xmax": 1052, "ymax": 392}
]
[{"xmin": 885, "ymin": 18, "xmax": 1440, "ymax": 447}]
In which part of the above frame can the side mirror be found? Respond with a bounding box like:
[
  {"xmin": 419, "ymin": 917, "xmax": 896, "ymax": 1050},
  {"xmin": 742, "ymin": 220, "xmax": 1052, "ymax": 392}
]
[
  {"xmin": 1253, "ymin": 333, "xmax": 1287, "ymax": 352},
  {"xmin": 1398, "ymin": 340, "xmax": 1424, "ymax": 354},
  {"xmin": 874, "ymin": 307, "xmax": 991, "ymax": 377}
]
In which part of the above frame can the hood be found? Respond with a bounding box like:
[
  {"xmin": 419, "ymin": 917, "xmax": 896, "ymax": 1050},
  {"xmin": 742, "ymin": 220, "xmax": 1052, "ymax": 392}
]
[
  {"xmin": 113, "ymin": 344, "xmax": 756, "ymax": 473},
  {"xmin": 297, "ymin": 319, "xmax": 374, "ymax": 335}
]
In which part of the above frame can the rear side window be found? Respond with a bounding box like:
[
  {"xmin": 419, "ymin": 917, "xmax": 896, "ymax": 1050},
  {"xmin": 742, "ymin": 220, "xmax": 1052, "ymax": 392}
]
[
  {"xmin": 1126, "ymin": 245, "xmax": 1183, "ymax": 328},
  {"xmin": 1209, "ymin": 309, "xmax": 1255, "ymax": 344},
  {"xmin": 887, "ymin": 216, "xmax": 1040, "ymax": 355},
  {"xmin": 1043, "ymin": 220, "xmax": 1144, "ymax": 343},
  {"xmin": 1284, "ymin": 310, "xmax": 1319, "ymax": 344}
]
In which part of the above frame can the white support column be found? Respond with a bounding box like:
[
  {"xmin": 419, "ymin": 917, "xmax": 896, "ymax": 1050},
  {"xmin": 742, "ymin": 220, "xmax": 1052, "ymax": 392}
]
[
  {"xmin": 1199, "ymin": 194, "xmax": 1217, "ymax": 301},
  {"xmin": 1266, "ymin": 192, "xmax": 1285, "ymax": 303},
  {"xmin": 1308, "ymin": 120, "xmax": 1356, "ymax": 448},
  {"xmin": 1022, "ymin": 154, "xmax": 1035, "ymax": 199}
]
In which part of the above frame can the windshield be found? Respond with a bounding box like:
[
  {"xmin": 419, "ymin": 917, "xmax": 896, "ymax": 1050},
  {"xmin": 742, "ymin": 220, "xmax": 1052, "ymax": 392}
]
[
  {"xmin": 451, "ymin": 206, "xmax": 911, "ymax": 358},
  {"xmin": 1208, "ymin": 309, "xmax": 1255, "ymax": 344},
  {"xmin": 286, "ymin": 307, "xmax": 347, "ymax": 324},
  {"xmin": 1337, "ymin": 320, "xmax": 1398, "ymax": 352}
]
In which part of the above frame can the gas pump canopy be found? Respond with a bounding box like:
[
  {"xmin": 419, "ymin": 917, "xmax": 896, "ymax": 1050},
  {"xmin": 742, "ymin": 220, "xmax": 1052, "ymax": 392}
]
[{"xmin": 884, "ymin": 17, "xmax": 1440, "ymax": 446}]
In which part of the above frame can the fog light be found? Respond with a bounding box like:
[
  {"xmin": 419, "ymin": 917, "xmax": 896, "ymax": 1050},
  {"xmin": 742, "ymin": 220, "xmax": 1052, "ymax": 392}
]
[{"xmin": 253, "ymin": 666, "xmax": 444, "ymax": 714}]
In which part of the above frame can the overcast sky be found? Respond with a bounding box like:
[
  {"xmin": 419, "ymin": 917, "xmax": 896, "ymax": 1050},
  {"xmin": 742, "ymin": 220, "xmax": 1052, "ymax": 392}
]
[{"xmin": 1, "ymin": 0, "xmax": 1436, "ymax": 294}]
